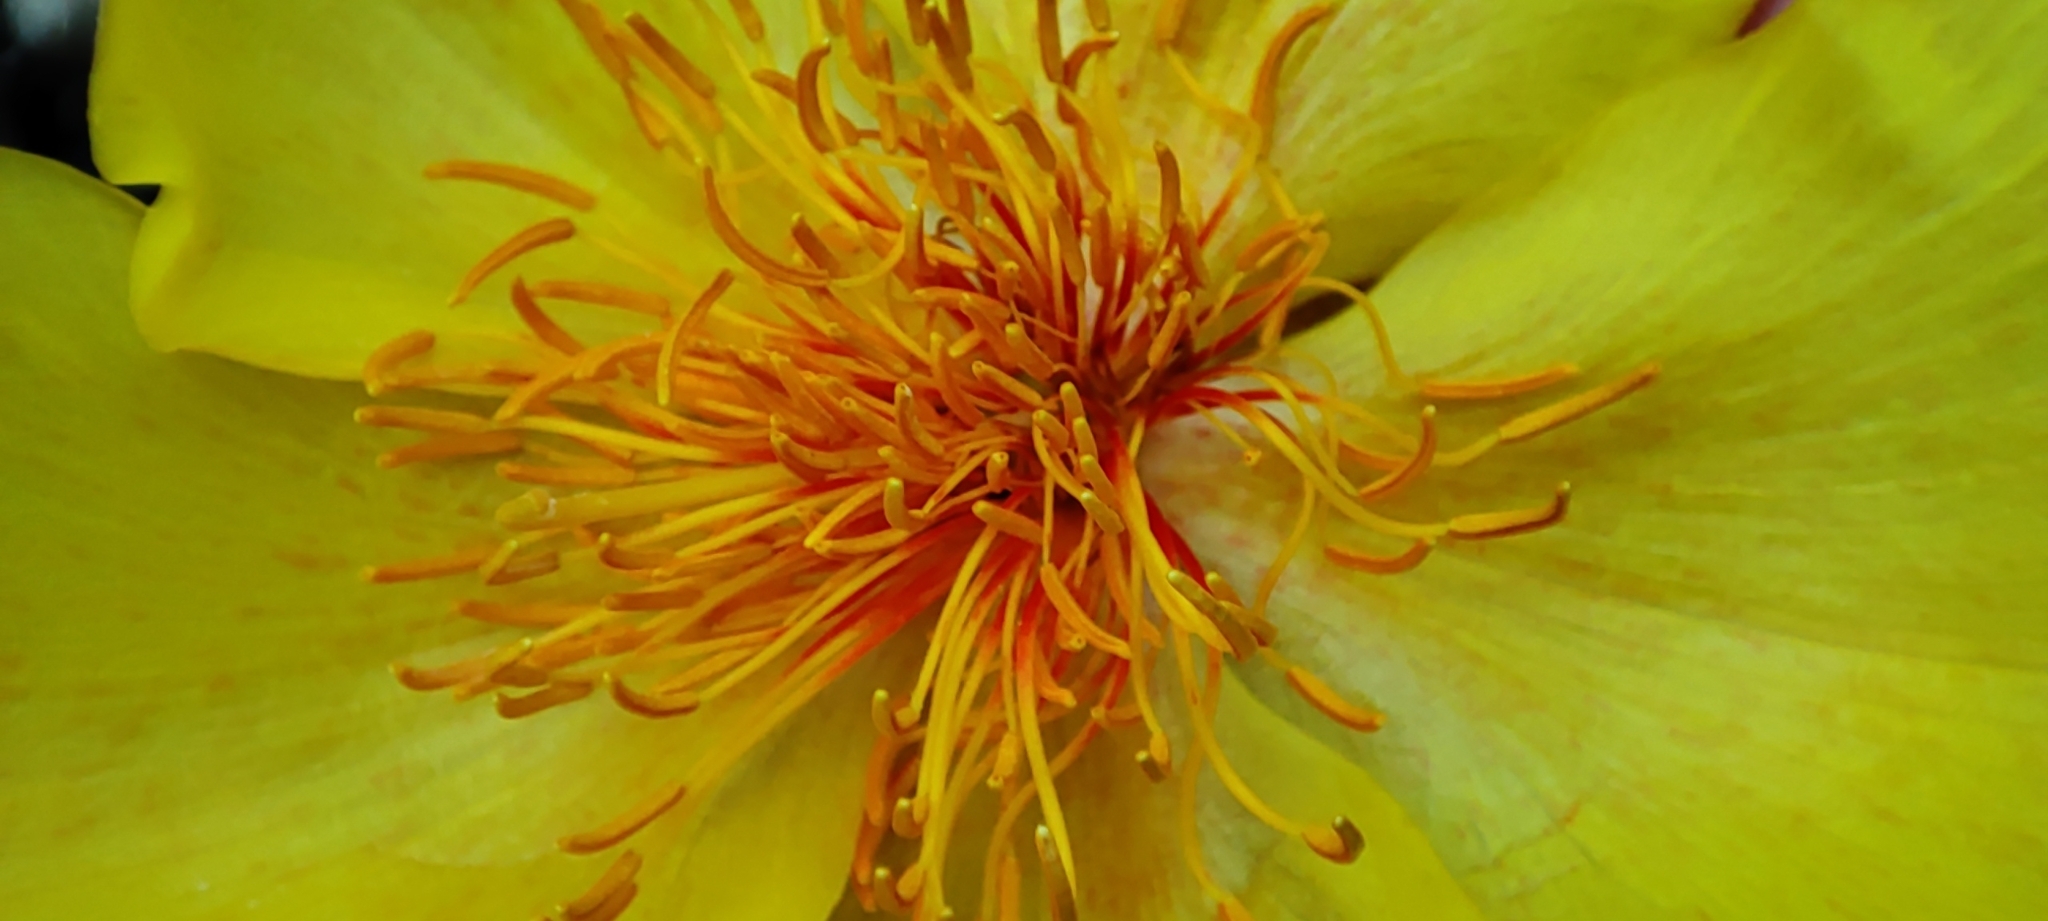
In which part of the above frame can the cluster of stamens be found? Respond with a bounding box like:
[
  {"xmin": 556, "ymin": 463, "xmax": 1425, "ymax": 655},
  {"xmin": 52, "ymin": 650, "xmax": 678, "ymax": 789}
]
[{"xmin": 355, "ymin": 1, "xmax": 1655, "ymax": 919}]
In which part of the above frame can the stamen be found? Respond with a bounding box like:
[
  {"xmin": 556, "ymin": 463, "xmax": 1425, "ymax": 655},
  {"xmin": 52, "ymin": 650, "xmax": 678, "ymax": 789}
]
[
  {"xmin": 795, "ymin": 44, "xmax": 840, "ymax": 153},
  {"xmin": 1082, "ymin": 0, "xmax": 1112, "ymax": 31},
  {"xmin": 528, "ymin": 279, "xmax": 671, "ymax": 316},
  {"xmin": 726, "ymin": 0, "xmax": 766, "ymax": 42},
  {"xmin": 361, "ymin": 545, "xmax": 494, "ymax": 584},
  {"xmin": 376, "ymin": 431, "xmax": 523, "ymax": 469},
  {"xmin": 375, "ymin": 5, "xmax": 1664, "ymax": 913},
  {"xmin": 495, "ymin": 680, "xmax": 595, "ymax": 719},
  {"xmin": 449, "ymin": 218, "xmax": 577, "ymax": 305},
  {"xmin": 700, "ymin": 168, "xmax": 831, "ymax": 287},
  {"xmin": 496, "ymin": 461, "xmax": 637, "ymax": 487},
  {"xmin": 622, "ymin": 13, "xmax": 718, "ymax": 100},
  {"xmin": 353, "ymin": 405, "xmax": 496, "ymax": 435},
  {"xmin": 559, "ymin": 782, "xmax": 688, "ymax": 854},
  {"xmin": 566, "ymin": 882, "xmax": 637, "ymax": 921},
  {"xmin": 423, "ymin": 160, "xmax": 596, "ymax": 211},
  {"xmin": 1324, "ymin": 537, "xmax": 1434, "ymax": 575},
  {"xmin": 560, "ymin": 850, "xmax": 643, "ymax": 919},
  {"xmin": 928, "ymin": 3, "xmax": 975, "ymax": 90},
  {"xmin": 1282, "ymin": 666, "xmax": 1385, "ymax": 732},
  {"xmin": 1447, "ymin": 483, "xmax": 1572, "ymax": 540},
  {"xmin": 1419, "ymin": 363, "xmax": 1579, "ymax": 400},
  {"xmin": 1301, "ymin": 815, "xmax": 1365, "ymax": 864},
  {"xmin": 510, "ymin": 277, "xmax": 587, "ymax": 354},
  {"xmin": 1498, "ymin": 363, "xmax": 1661, "ymax": 443},
  {"xmin": 1035, "ymin": 824, "xmax": 1078, "ymax": 921},
  {"xmin": 1248, "ymin": 6, "xmax": 1332, "ymax": 148},
  {"xmin": 1035, "ymin": 0, "xmax": 1064, "ymax": 82},
  {"xmin": 972, "ymin": 502, "xmax": 1043, "ymax": 544},
  {"xmin": 360, "ymin": 329, "xmax": 434, "ymax": 397},
  {"xmin": 1356, "ymin": 406, "xmax": 1435, "ymax": 500},
  {"xmin": 607, "ymin": 675, "xmax": 703, "ymax": 718},
  {"xmin": 971, "ymin": 362, "xmax": 1049, "ymax": 408}
]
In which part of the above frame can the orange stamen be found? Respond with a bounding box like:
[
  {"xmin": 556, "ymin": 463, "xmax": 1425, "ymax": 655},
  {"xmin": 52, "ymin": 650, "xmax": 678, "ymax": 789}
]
[
  {"xmin": 1283, "ymin": 666, "xmax": 1385, "ymax": 732},
  {"xmin": 423, "ymin": 160, "xmax": 596, "ymax": 211},
  {"xmin": 375, "ymin": 431, "xmax": 523, "ymax": 469},
  {"xmin": 559, "ymin": 782, "xmax": 688, "ymax": 855},
  {"xmin": 360, "ymin": 329, "xmax": 434, "ymax": 397},
  {"xmin": 528, "ymin": 279, "xmax": 671, "ymax": 316},
  {"xmin": 1418, "ymin": 362, "xmax": 1580, "ymax": 400},
  {"xmin": 1499, "ymin": 363, "xmax": 1661, "ymax": 443},
  {"xmin": 1248, "ymin": 6, "xmax": 1332, "ymax": 147},
  {"xmin": 366, "ymin": 5, "xmax": 1664, "ymax": 915},
  {"xmin": 361, "ymin": 545, "xmax": 495, "ymax": 584},
  {"xmin": 449, "ymin": 218, "xmax": 577, "ymax": 305},
  {"xmin": 1448, "ymin": 484, "xmax": 1572, "ymax": 540},
  {"xmin": 1324, "ymin": 537, "xmax": 1434, "ymax": 575},
  {"xmin": 561, "ymin": 851, "xmax": 643, "ymax": 919}
]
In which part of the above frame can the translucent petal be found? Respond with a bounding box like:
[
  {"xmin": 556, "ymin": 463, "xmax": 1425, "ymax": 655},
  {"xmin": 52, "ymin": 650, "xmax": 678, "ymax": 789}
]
[{"xmin": 1149, "ymin": 2, "xmax": 2048, "ymax": 915}]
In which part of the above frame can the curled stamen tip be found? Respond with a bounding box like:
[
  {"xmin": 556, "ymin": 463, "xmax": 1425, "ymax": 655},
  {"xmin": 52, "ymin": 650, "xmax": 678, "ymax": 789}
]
[{"xmin": 1302, "ymin": 816, "xmax": 1365, "ymax": 864}]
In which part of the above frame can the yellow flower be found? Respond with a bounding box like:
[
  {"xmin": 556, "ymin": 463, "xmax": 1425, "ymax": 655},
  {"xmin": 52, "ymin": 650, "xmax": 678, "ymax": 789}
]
[{"xmin": 4, "ymin": 2, "xmax": 2045, "ymax": 920}]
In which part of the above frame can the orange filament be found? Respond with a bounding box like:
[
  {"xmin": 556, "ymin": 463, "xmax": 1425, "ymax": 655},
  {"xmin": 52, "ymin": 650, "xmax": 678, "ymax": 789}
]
[
  {"xmin": 1449, "ymin": 483, "xmax": 1573, "ymax": 539},
  {"xmin": 423, "ymin": 160, "xmax": 596, "ymax": 211},
  {"xmin": 561, "ymin": 850, "xmax": 642, "ymax": 919},
  {"xmin": 449, "ymin": 218, "xmax": 576, "ymax": 305},
  {"xmin": 558, "ymin": 783, "xmax": 687, "ymax": 855},
  {"xmin": 375, "ymin": 431, "xmax": 523, "ymax": 469},
  {"xmin": 1325, "ymin": 537, "xmax": 1435, "ymax": 575},
  {"xmin": 360, "ymin": 545, "xmax": 494, "ymax": 584},
  {"xmin": 1249, "ymin": 6, "xmax": 1333, "ymax": 148},
  {"xmin": 1419, "ymin": 362, "xmax": 1580, "ymax": 400},
  {"xmin": 360, "ymin": 329, "xmax": 434, "ymax": 397},
  {"xmin": 527, "ymin": 279, "xmax": 671, "ymax": 316},
  {"xmin": 371, "ymin": 3, "xmax": 1658, "ymax": 917},
  {"xmin": 1283, "ymin": 664, "xmax": 1386, "ymax": 732},
  {"xmin": 1499, "ymin": 362, "xmax": 1662, "ymax": 442}
]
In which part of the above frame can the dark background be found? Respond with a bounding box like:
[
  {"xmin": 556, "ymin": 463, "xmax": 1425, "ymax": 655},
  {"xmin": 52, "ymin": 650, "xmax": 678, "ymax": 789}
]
[{"xmin": 1, "ymin": 1, "xmax": 97, "ymax": 176}]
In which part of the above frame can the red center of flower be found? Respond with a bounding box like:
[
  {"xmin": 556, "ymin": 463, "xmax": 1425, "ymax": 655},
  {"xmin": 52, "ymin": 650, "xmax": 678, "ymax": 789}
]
[{"xmin": 354, "ymin": 2, "xmax": 1653, "ymax": 918}]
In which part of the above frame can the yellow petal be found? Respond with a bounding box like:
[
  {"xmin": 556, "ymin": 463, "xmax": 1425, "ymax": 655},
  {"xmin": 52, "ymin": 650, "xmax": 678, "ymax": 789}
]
[
  {"xmin": 0, "ymin": 147, "xmax": 855, "ymax": 917},
  {"xmin": 90, "ymin": 0, "xmax": 755, "ymax": 379},
  {"xmin": 963, "ymin": 0, "xmax": 1755, "ymax": 280},
  {"xmin": 1302, "ymin": 0, "xmax": 2048, "ymax": 668},
  {"xmin": 1150, "ymin": 1, "xmax": 2048, "ymax": 916},
  {"xmin": 1211, "ymin": 674, "xmax": 1483, "ymax": 921},
  {"xmin": 629, "ymin": 645, "xmax": 912, "ymax": 921}
]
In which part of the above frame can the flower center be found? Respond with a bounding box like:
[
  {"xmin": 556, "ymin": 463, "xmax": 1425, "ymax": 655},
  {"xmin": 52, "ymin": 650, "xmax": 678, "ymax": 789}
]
[{"xmin": 356, "ymin": 2, "xmax": 1654, "ymax": 918}]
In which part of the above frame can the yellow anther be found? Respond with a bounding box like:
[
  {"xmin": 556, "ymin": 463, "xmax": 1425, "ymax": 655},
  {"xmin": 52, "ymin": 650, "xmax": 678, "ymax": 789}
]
[
  {"xmin": 972, "ymin": 361, "xmax": 1049, "ymax": 408},
  {"xmin": 1006, "ymin": 324, "xmax": 1061, "ymax": 379},
  {"xmin": 1032, "ymin": 410, "xmax": 1071, "ymax": 452},
  {"xmin": 973, "ymin": 501, "xmax": 1044, "ymax": 544}
]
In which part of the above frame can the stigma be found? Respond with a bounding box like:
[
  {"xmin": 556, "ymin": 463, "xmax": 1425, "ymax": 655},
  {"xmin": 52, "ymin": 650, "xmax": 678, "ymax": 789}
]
[{"xmin": 358, "ymin": 1, "xmax": 1653, "ymax": 918}]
